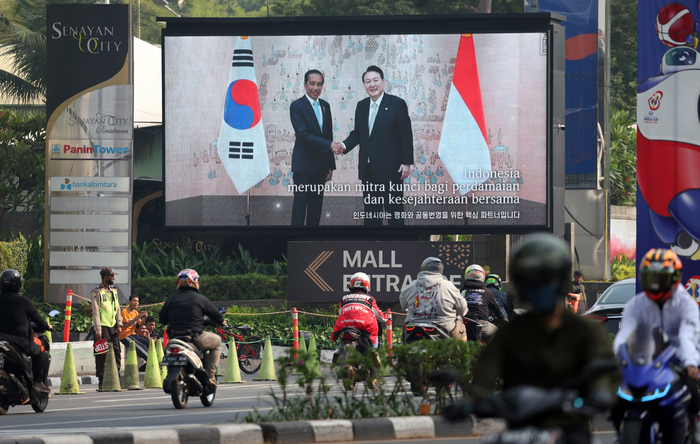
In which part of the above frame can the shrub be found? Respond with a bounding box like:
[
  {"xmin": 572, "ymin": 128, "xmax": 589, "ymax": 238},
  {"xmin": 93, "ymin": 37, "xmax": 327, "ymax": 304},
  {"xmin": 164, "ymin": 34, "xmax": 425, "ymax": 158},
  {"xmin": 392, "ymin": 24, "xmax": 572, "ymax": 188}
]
[
  {"xmin": 131, "ymin": 274, "xmax": 287, "ymax": 303},
  {"xmin": 244, "ymin": 338, "xmax": 484, "ymax": 422},
  {"xmin": 0, "ymin": 234, "xmax": 28, "ymax": 278}
]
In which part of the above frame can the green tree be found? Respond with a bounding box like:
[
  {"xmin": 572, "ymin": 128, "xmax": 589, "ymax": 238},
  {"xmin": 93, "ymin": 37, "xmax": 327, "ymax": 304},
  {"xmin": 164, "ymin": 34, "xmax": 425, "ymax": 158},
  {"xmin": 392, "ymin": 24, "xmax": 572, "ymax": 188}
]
[
  {"xmin": 0, "ymin": 108, "xmax": 46, "ymax": 235},
  {"xmin": 610, "ymin": 0, "xmax": 637, "ymax": 113},
  {"xmin": 0, "ymin": 0, "xmax": 94, "ymax": 105},
  {"xmin": 608, "ymin": 109, "xmax": 636, "ymax": 206}
]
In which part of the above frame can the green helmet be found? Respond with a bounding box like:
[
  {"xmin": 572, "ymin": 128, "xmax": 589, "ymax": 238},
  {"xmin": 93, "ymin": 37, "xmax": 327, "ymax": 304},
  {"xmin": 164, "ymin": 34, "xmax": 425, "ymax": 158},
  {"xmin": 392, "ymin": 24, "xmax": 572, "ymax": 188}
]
[
  {"xmin": 510, "ymin": 234, "xmax": 571, "ymax": 313},
  {"xmin": 485, "ymin": 274, "xmax": 502, "ymax": 290}
]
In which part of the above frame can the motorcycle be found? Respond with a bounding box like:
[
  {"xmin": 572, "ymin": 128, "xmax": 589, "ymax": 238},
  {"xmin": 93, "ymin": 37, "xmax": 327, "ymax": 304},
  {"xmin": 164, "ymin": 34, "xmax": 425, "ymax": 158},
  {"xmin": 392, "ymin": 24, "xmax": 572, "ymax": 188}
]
[
  {"xmin": 162, "ymin": 333, "xmax": 216, "ymax": 409},
  {"xmin": 444, "ymin": 360, "xmax": 618, "ymax": 444},
  {"xmin": 402, "ymin": 322, "xmax": 451, "ymax": 396},
  {"xmin": 0, "ymin": 324, "xmax": 51, "ymax": 414},
  {"xmin": 464, "ymin": 317, "xmax": 484, "ymax": 342},
  {"xmin": 332, "ymin": 327, "xmax": 381, "ymax": 391},
  {"xmin": 616, "ymin": 323, "xmax": 693, "ymax": 444}
]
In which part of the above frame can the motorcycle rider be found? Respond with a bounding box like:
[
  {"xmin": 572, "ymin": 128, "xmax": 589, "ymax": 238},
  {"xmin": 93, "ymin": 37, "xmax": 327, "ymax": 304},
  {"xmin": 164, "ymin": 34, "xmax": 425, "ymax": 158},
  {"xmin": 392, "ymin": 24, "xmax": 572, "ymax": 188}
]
[
  {"xmin": 470, "ymin": 234, "xmax": 618, "ymax": 444},
  {"xmin": 0, "ymin": 269, "xmax": 53, "ymax": 393},
  {"xmin": 159, "ymin": 269, "xmax": 224, "ymax": 387},
  {"xmin": 331, "ymin": 272, "xmax": 387, "ymax": 351},
  {"xmin": 611, "ymin": 248, "xmax": 700, "ymax": 440},
  {"xmin": 400, "ymin": 257, "xmax": 468, "ymax": 341},
  {"xmin": 484, "ymin": 273, "xmax": 509, "ymax": 320},
  {"xmin": 460, "ymin": 264, "xmax": 506, "ymax": 343}
]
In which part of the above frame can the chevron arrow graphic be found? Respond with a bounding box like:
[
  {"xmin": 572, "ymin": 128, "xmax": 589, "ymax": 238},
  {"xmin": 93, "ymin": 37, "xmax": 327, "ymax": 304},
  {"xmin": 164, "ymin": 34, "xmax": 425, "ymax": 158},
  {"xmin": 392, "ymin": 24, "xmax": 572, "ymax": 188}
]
[{"xmin": 305, "ymin": 250, "xmax": 333, "ymax": 291}]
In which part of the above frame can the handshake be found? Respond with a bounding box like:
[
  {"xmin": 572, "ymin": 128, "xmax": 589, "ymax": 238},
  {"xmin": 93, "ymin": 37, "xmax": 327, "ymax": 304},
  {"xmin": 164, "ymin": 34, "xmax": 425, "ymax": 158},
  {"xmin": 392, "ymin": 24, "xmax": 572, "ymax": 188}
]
[{"xmin": 331, "ymin": 141, "xmax": 345, "ymax": 155}]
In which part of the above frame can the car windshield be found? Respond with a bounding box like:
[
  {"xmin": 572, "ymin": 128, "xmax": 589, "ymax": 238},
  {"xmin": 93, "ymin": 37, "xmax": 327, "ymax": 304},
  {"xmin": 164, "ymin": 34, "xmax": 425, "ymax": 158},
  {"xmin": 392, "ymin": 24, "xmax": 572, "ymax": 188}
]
[
  {"xmin": 626, "ymin": 323, "xmax": 670, "ymax": 364},
  {"xmin": 598, "ymin": 281, "xmax": 635, "ymax": 304}
]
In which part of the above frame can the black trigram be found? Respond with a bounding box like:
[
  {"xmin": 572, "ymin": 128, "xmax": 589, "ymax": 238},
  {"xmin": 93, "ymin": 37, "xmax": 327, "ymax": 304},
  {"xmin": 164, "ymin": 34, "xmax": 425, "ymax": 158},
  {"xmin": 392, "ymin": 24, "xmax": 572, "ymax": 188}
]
[
  {"xmin": 229, "ymin": 141, "xmax": 254, "ymax": 159},
  {"xmin": 232, "ymin": 49, "xmax": 254, "ymax": 68}
]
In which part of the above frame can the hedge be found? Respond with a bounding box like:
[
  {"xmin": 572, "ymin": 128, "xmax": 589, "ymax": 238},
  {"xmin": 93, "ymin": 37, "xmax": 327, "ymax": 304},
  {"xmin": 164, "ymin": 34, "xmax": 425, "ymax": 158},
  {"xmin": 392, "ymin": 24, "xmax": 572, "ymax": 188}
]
[
  {"xmin": 0, "ymin": 236, "xmax": 28, "ymax": 278},
  {"xmin": 22, "ymin": 274, "xmax": 287, "ymax": 304}
]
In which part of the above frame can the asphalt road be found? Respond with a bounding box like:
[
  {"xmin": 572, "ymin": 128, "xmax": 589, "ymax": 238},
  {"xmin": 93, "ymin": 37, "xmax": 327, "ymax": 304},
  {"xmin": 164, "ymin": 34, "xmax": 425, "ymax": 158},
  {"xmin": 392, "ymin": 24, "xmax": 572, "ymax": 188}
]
[{"xmin": 0, "ymin": 370, "xmax": 617, "ymax": 443}]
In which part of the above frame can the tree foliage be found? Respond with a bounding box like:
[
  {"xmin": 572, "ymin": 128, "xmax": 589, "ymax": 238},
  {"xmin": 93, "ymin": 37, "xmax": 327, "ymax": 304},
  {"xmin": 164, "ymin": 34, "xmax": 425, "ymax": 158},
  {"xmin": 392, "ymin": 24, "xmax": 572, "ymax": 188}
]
[
  {"xmin": 0, "ymin": 108, "xmax": 46, "ymax": 235},
  {"xmin": 0, "ymin": 0, "xmax": 93, "ymax": 105},
  {"xmin": 271, "ymin": 0, "xmax": 522, "ymax": 17},
  {"xmin": 608, "ymin": 109, "xmax": 636, "ymax": 206},
  {"xmin": 610, "ymin": 0, "xmax": 637, "ymax": 114}
]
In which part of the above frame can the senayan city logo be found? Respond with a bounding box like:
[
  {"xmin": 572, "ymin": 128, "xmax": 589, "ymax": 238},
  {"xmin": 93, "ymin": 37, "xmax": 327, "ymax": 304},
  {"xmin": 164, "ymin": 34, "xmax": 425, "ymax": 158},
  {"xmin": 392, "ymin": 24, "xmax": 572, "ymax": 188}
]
[{"xmin": 50, "ymin": 22, "xmax": 125, "ymax": 54}]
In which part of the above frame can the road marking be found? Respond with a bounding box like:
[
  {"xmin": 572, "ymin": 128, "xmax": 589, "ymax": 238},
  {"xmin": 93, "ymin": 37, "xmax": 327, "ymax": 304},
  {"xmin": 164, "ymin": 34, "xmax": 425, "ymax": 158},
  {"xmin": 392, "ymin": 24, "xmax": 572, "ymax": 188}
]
[{"xmin": 0, "ymin": 407, "xmax": 273, "ymax": 430}]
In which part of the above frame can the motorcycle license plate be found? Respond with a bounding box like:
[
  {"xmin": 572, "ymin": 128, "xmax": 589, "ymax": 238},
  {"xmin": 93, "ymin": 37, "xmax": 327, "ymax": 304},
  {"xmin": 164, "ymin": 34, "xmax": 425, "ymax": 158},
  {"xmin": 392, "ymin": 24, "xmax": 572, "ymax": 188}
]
[
  {"xmin": 162, "ymin": 355, "xmax": 187, "ymax": 366},
  {"xmin": 480, "ymin": 428, "xmax": 563, "ymax": 444}
]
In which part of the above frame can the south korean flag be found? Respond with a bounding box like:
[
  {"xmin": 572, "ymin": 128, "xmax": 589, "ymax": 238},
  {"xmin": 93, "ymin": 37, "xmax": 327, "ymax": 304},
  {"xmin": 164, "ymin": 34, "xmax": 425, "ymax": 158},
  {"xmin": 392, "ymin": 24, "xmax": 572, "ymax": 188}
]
[{"xmin": 217, "ymin": 36, "xmax": 270, "ymax": 194}]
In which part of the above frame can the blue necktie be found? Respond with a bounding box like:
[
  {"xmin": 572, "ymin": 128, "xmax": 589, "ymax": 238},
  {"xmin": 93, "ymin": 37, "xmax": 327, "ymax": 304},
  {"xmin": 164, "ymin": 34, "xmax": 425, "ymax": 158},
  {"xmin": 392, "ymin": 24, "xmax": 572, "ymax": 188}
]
[{"xmin": 313, "ymin": 101, "xmax": 323, "ymax": 130}]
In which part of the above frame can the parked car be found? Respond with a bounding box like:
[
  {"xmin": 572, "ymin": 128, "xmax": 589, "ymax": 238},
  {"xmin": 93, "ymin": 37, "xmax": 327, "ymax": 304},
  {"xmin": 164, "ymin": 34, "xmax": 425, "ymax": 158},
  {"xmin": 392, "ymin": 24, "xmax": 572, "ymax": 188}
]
[{"xmin": 582, "ymin": 278, "xmax": 636, "ymax": 334}]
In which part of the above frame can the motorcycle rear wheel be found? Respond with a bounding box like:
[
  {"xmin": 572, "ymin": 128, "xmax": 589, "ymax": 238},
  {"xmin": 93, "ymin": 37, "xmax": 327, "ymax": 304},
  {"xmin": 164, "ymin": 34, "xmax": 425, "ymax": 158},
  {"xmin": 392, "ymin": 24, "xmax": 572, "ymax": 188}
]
[
  {"xmin": 200, "ymin": 388, "xmax": 215, "ymax": 407},
  {"xmin": 31, "ymin": 391, "xmax": 48, "ymax": 413},
  {"xmin": 239, "ymin": 335, "xmax": 263, "ymax": 374},
  {"xmin": 170, "ymin": 372, "xmax": 188, "ymax": 409}
]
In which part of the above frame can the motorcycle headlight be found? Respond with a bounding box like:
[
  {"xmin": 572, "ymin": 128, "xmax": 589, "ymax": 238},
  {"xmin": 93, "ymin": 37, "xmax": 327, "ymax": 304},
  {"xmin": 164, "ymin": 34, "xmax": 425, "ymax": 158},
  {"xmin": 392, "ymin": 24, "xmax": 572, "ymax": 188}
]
[
  {"xmin": 617, "ymin": 386, "xmax": 633, "ymax": 401},
  {"xmin": 641, "ymin": 383, "xmax": 671, "ymax": 402}
]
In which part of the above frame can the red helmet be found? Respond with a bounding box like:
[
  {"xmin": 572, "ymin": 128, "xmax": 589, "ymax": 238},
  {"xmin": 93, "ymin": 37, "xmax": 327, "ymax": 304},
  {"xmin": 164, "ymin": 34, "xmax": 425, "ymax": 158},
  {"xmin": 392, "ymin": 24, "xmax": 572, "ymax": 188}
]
[
  {"xmin": 176, "ymin": 269, "xmax": 200, "ymax": 290},
  {"xmin": 350, "ymin": 272, "xmax": 370, "ymax": 293},
  {"xmin": 640, "ymin": 249, "xmax": 682, "ymax": 303}
]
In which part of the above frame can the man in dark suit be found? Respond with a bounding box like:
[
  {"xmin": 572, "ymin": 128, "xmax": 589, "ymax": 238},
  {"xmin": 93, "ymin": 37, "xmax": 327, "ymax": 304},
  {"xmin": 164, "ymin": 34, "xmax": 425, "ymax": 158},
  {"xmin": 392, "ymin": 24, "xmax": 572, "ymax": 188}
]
[
  {"xmin": 335, "ymin": 65, "xmax": 413, "ymax": 226},
  {"xmin": 290, "ymin": 69, "xmax": 336, "ymax": 226}
]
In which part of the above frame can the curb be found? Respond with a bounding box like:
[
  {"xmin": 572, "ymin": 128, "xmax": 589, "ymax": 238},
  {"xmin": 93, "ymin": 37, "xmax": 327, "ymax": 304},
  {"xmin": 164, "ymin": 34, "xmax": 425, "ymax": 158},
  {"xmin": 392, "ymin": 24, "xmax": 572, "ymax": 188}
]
[{"xmin": 0, "ymin": 416, "xmax": 474, "ymax": 443}]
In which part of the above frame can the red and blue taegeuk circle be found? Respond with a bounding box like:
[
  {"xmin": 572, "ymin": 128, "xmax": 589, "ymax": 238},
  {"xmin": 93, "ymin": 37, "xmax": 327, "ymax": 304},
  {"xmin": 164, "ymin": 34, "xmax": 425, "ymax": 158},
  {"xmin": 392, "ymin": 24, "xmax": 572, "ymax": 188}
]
[{"xmin": 223, "ymin": 79, "xmax": 261, "ymax": 129}]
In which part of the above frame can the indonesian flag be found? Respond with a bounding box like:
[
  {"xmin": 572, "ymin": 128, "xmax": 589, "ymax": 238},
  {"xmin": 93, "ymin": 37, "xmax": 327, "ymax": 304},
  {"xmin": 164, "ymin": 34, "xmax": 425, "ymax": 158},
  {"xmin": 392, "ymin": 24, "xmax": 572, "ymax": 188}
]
[
  {"xmin": 438, "ymin": 34, "xmax": 492, "ymax": 195},
  {"xmin": 217, "ymin": 36, "xmax": 270, "ymax": 194}
]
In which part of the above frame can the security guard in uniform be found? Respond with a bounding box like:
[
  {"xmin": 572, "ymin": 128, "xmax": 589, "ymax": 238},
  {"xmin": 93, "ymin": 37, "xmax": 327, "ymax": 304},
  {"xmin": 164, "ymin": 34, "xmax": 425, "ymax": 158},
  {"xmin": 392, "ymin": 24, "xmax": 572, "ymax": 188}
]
[{"xmin": 91, "ymin": 267, "xmax": 123, "ymax": 389}]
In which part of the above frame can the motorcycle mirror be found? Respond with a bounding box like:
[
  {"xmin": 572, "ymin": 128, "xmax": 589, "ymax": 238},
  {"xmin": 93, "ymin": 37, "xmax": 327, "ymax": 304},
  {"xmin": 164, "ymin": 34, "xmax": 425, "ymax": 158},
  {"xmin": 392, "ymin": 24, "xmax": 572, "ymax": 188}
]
[{"xmin": 48, "ymin": 310, "xmax": 60, "ymax": 317}]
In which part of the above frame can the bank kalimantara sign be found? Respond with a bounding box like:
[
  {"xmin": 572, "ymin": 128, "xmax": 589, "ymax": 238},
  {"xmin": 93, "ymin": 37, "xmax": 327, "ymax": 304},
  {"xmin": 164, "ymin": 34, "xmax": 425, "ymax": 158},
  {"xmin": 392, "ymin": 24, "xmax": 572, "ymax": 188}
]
[{"xmin": 288, "ymin": 241, "xmax": 473, "ymax": 303}]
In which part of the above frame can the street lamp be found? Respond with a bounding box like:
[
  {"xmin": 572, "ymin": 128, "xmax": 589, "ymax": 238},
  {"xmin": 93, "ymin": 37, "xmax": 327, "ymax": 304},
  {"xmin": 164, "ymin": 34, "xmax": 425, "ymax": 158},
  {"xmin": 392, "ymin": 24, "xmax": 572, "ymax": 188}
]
[{"xmin": 151, "ymin": 0, "xmax": 181, "ymax": 17}]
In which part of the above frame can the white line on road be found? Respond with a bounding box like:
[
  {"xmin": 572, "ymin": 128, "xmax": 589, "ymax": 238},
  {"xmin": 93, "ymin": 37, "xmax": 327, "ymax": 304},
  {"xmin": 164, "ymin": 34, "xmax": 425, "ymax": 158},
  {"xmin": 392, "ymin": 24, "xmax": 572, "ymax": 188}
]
[{"xmin": 0, "ymin": 407, "xmax": 272, "ymax": 431}]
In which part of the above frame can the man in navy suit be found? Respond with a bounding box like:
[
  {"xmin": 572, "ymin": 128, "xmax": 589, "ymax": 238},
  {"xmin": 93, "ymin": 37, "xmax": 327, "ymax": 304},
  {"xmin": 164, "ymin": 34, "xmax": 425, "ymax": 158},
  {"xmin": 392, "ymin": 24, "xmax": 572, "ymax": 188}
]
[
  {"xmin": 336, "ymin": 65, "xmax": 413, "ymax": 226},
  {"xmin": 290, "ymin": 69, "xmax": 336, "ymax": 226}
]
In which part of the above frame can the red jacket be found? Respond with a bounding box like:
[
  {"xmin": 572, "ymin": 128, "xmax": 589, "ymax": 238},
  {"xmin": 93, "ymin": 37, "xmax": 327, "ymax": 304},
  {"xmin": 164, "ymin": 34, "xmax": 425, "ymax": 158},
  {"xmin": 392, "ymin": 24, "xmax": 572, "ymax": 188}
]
[{"xmin": 332, "ymin": 292, "xmax": 386, "ymax": 345}]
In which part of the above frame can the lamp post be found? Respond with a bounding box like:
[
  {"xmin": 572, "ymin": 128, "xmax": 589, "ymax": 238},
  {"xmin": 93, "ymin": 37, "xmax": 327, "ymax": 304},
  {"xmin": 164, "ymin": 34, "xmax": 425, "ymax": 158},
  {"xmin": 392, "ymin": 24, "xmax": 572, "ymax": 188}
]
[{"xmin": 151, "ymin": 0, "xmax": 181, "ymax": 17}]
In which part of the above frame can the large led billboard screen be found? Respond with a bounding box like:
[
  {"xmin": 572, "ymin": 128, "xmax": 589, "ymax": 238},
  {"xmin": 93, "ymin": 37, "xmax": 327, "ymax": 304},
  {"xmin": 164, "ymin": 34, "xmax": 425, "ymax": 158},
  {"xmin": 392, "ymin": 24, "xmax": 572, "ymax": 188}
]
[{"xmin": 162, "ymin": 15, "xmax": 565, "ymax": 234}]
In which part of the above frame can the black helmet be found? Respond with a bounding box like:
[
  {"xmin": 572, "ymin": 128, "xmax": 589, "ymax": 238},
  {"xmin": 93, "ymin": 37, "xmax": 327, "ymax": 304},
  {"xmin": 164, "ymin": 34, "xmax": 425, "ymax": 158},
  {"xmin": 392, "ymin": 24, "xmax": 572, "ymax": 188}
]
[
  {"xmin": 510, "ymin": 234, "xmax": 570, "ymax": 314},
  {"xmin": 420, "ymin": 257, "xmax": 444, "ymax": 274},
  {"xmin": 0, "ymin": 269, "xmax": 22, "ymax": 292}
]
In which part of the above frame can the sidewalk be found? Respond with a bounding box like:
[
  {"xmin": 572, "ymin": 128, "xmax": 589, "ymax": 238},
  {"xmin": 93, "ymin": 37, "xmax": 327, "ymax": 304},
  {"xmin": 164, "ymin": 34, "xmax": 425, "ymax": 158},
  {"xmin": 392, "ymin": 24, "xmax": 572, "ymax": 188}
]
[{"xmin": 0, "ymin": 415, "xmax": 476, "ymax": 444}]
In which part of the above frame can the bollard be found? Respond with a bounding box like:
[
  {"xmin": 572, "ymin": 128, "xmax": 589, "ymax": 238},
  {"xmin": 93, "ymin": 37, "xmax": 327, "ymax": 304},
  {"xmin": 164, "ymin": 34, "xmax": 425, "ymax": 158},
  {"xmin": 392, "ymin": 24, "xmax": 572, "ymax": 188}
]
[
  {"xmin": 63, "ymin": 289, "xmax": 73, "ymax": 343},
  {"xmin": 292, "ymin": 307, "xmax": 299, "ymax": 359},
  {"xmin": 386, "ymin": 309, "xmax": 393, "ymax": 357}
]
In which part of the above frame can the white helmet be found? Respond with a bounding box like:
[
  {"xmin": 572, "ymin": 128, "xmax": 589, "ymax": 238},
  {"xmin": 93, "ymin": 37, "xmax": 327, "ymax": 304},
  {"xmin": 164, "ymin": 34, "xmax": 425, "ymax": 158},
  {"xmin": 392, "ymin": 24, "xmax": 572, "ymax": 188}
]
[
  {"xmin": 465, "ymin": 264, "xmax": 486, "ymax": 283},
  {"xmin": 350, "ymin": 272, "xmax": 371, "ymax": 293}
]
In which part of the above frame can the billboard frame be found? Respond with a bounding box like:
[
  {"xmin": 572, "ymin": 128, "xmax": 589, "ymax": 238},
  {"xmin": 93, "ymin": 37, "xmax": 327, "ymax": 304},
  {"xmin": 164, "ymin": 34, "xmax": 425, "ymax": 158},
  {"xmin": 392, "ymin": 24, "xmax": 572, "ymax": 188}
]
[{"xmin": 159, "ymin": 13, "xmax": 566, "ymax": 236}]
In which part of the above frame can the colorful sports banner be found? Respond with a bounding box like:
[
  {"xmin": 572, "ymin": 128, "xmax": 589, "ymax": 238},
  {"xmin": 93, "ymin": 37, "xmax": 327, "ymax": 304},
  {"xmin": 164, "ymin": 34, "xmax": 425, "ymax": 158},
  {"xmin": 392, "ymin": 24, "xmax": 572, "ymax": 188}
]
[{"xmin": 637, "ymin": 0, "xmax": 700, "ymax": 298}]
